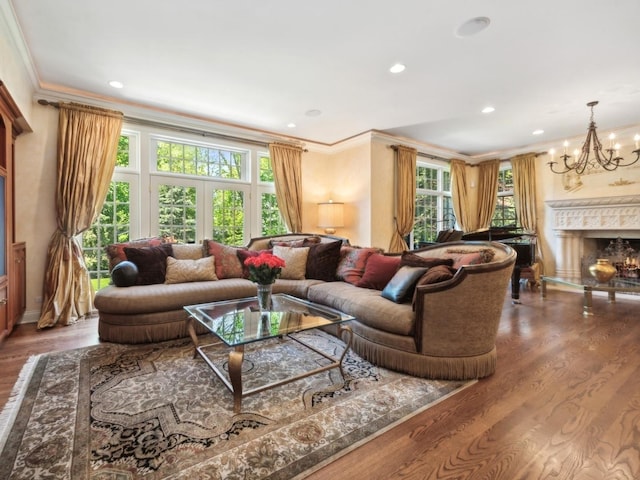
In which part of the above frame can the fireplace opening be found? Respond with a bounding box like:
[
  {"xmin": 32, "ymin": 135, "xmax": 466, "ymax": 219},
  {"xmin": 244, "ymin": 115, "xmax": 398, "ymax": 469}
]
[{"xmin": 581, "ymin": 237, "xmax": 640, "ymax": 279}]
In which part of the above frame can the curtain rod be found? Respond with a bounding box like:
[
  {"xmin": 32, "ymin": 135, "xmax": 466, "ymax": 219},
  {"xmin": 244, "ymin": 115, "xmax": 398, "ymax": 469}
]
[
  {"xmin": 390, "ymin": 144, "xmax": 450, "ymax": 162},
  {"xmin": 37, "ymin": 99, "xmax": 309, "ymax": 151}
]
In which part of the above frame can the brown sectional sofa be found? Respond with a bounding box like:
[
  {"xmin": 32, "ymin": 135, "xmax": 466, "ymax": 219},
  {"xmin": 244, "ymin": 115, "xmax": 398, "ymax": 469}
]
[{"xmin": 94, "ymin": 234, "xmax": 516, "ymax": 380}]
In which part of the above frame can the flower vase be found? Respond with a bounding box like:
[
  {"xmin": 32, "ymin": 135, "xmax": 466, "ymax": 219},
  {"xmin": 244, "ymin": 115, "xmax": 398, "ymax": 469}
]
[
  {"xmin": 588, "ymin": 258, "xmax": 617, "ymax": 283},
  {"xmin": 256, "ymin": 283, "xmax": 273, "ymax": 311}
]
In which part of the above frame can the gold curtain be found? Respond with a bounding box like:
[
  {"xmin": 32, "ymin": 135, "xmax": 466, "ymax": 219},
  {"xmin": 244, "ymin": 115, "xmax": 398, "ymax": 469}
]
[
  {"xmin": 475, "ymin": 159, "xmax": 500, "ymax": 230},
  {"xmin": 269, "ymin": 142, "xmax": 303, "ymax": 233},
  {"xmin": 38, "ymin": 103, "xmax": 123, "ymax": 328},
  {"xmin": 451, "ymin": 159, "xmax": 473, "ymax": 231},
  {"xmin": 388, "ymin": 145, "xmax": 417, "ymax": 253},
  {"xmin": 512, "ymin": 152, "xmax": 544, "ymax": 267}
]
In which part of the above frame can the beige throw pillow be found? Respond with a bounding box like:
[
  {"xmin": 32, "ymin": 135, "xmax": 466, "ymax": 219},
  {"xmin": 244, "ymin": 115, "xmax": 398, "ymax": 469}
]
[
  {"xmin": 272, "ymin": 246, "xmax": 309, "ymax": 280},
  {"xmin": 165, "ymin": 256, "xmax": 218, "ymax": 284},
  {"xmin": 171, "ymin": 243, "xmax": 205, "ymax": 260}
]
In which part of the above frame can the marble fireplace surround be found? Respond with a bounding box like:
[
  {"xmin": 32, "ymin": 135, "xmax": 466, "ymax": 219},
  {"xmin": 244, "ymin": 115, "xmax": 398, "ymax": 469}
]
[{"xmin": 546, "ymin": 195, "xmax": 640, "ymax": 278}]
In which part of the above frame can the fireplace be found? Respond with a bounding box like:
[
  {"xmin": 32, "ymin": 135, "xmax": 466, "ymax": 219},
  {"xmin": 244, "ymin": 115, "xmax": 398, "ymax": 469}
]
[{"xmin": 546, "ymin": 195, "xmax": 640, "ymax": 278}]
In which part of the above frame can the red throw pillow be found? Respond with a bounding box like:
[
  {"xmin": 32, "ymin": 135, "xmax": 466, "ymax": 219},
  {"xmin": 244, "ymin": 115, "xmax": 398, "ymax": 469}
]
[
  {"xmin": 203, "ymin": 240, "xmax": 244, "ymax": 279},
  {"xmin": 356, "ymin": 254, "xmax": 401, "ymax": 290},
  {"xmin": 336, "ymin": 246, "xmax": 380, "ymax": 285}
]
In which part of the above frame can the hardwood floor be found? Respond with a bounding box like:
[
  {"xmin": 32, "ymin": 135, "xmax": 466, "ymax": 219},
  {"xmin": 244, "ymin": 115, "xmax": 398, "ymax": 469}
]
[{"xmin": 1, "ymin": 288, "xmax": 638, "ymax": 479}]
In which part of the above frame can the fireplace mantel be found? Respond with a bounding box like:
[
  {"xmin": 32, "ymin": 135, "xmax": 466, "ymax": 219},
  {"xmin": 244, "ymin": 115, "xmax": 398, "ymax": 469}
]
[
  {"xmin": 546, "ymin": 195, "xmax": 640, "ymax": 276},
  {"xmin": 546, "ymin": 195, "xmax": 640, "ymax": 231}
]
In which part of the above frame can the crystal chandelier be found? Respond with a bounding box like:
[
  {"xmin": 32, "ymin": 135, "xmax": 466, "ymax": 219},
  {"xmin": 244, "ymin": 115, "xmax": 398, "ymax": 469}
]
[{"xmin": 547, "ymin": 101, "xmax": 640, "ymax": 174}]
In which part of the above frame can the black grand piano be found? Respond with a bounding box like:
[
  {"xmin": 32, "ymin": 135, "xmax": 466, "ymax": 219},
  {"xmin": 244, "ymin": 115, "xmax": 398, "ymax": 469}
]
[{"xmin": 461, "ymin": 227, "xmax": 536, "ymax": 303}]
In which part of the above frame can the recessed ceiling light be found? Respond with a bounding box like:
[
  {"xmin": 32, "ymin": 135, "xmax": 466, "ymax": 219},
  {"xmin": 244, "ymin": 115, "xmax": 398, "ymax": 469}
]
[
  {"xmin": 455, "ymin": 17, "xmax": 491, "ymax": 38},
  {"xmin": 482, "ymin": 106, "xmax": 495, "ymax": 114},
  {"xmin": 287, "ymin": 123, "xmax": 296, "ymax": 128},
  {"xmin": 389, "ymin": 63, "xmax": 406, "ymax": 74},
  {"xmin": 108, "ymin": 80, "xmax": 124, "ymax": 89},
  {"xmin": 305, "ymin": 109, "xmax": 322, "ymax": 117},
  {"xmin": 532, "ymin": 129, "xmax": 544, "ymax": 135}
]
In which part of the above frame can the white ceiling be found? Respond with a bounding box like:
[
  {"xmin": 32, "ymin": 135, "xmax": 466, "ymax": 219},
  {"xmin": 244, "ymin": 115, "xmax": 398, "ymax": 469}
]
[{"xmin": 6, "ymin": 0, "xmax": 640, "ymax": 157}]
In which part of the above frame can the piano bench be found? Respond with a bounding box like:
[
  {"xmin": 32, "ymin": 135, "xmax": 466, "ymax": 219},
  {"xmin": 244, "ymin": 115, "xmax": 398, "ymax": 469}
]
[{"xmin": 520, "ymin": 263, "xmax": 541, "ymax": 289}]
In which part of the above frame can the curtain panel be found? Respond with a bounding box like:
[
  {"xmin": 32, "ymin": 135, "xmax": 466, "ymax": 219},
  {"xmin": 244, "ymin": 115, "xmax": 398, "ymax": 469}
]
[
  {"xmin": 268, "ymin": 143, "xmax": 303, "ymax": 233},
  {"xmin": 450, "ymin": 159, "xmax": 473, "ymax": 232},
  {"xmin": 512, "ymin": 152, "xmax": 544, "ymax": 268},
  {"xmin": 476, "ymin": 159, "xmax": 500, "ymax": 230},
  {"xmin": 38, "ymin": 103, "xmax": 123, "ymax": 328},
  {"xmin": 388, "ymin": 145, "xmax": 417, "ymax": 253}
]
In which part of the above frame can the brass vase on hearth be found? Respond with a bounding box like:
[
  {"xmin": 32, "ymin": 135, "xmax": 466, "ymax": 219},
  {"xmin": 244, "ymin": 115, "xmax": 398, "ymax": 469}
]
[{"xmin": 588, "ymin": 258, "xmax": 617, "ymax": 283}]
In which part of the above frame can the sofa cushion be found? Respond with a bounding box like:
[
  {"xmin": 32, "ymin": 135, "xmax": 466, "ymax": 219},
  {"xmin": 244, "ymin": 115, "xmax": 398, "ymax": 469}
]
[
  {"xmin": 308, "ymin": 282, "xmax": 415, "ymax": 337},
  {"xmin": 165, "ymin": 256, "xmax": 217, "ymax": 284},
  {"xmin": 305, "ymin": 240, "xmax": 342, "ymax": 281},
  {"xmin": 381, "ymin": 266, "xmax": 428, "ymax": 303},
  {"xmin": 272, "ymin": 245, "xmax": 309, "ymax": 280},
  {"xmin": 203, "ymin": 240, "xmax": 244, "ymax": 279},
  {"xmin": 272, "ymin": 278, "xmax": 325, "ymax": 298},
  {"xmin": 124, "ymin": 243, "xmax": 173, "ymax": 285},
  {"xmin": 94, "ymin": 278, "xmax": 257, "ymax": 315},
  {"xmin": 336, "ymin": 246, "xmax": 380, "ymax": 285},
  {"xmin": 356, "ymin": 254, "xmax": 401, "ymax": 290}
]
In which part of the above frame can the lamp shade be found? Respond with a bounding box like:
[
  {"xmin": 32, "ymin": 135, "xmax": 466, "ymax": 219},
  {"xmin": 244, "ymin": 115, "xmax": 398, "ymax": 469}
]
[{"xmin": 317, "ymin": 202, "xmax": 344, "ymax": 232}]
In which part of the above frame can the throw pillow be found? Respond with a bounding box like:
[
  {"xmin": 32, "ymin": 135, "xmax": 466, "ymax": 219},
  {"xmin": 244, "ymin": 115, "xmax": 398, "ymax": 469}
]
[
  {"xmin": 272, "ymin": 245, "xmax": 309, "ymax": 280},
  {"xmin": 356, "ymin": 254, "xmax": 402, "ymax": 290},
  {"xmin": 203, "ymin": 240, "xmax": 244, "ymax": 279},
  {"xmin": 165, "ymin": 256, "xmax": 218, "ymax": 284},
  {"xmin": 336, "ymin": 246, "xmax": 380, "ymax": 285},
  {"xmin": 400, "ymin": 251, "xmax": 454, "ymax": 269},
  {"xmin": 269, "ymin": 236, "xmax": 321, "ymax": 248},
  {"xmin": 412, "ymin": 265, "xmax": 457, "ymax": 308},
  {"xmin": 105, "ymin": 236, "xmax": 164, "ymax": 271},
  {"xmin": 443, "ymin": 248, "xmax": 495, "ymax": 269},
  {"xmin": 381, "ymin": 266, "xmax": 429, "ymax": 303},
  {"xmin": 305, "ymin": 240, "xmax": 342, "ymax": 281},
  {"xmin": 236, "ymin": 248, "xmax": 273, "ymax": 279},
  {"xmin": 123, "ymin": 243, "xmax": 173, "ymax": 285},
  {"xmin": 171, "ymin": 243, "xmax": 205, "ymax": 260},
  {"xmin": 110, "ymin": 260, "xmax": 138, "ymax": 287}
]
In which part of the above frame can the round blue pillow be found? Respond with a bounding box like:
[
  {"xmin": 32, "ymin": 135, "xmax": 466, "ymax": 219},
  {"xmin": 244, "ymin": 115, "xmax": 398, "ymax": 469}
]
[{"xmin": 111, "ymin": 261, "xmax": 139, "ymax": 287}]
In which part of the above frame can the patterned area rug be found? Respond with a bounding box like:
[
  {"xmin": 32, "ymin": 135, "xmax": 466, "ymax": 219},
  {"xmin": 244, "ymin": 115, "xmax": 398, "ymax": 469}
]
[{"xmin": 0, "ymin": 329, "xmax": 472, "ymax": 479}]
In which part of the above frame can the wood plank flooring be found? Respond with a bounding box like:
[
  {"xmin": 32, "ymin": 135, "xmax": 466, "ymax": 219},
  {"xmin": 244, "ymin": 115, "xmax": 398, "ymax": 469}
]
[{"xmin": 1, "ymin": 288, "xmax": 638, "ymax": 479}]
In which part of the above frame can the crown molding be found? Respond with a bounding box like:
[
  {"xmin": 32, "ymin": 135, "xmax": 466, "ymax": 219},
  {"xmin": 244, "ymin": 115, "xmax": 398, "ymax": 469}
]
[{"xmin": 0, "ymin": 0, "xmax": 40, "ymax": 89}]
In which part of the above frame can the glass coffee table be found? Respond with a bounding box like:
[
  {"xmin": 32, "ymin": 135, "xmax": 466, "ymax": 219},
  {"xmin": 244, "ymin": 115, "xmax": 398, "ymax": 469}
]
[
  {"xmin": 541, "ymin": 275, "xmax": 640, "ymax": 316},
  {"xmin": 184, "ymin": 294, "xmax": 354, "ymax": 413}
]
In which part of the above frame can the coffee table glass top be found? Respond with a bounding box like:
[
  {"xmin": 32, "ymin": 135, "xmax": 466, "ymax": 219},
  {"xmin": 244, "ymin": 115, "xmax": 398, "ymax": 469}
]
[
  {"xmin": 541, "ymin": 275, "xmax": 640, "ymax": 291},
  {"xmin": 184, "ymin": 294, "xmax": 354, "ymax": 347}
]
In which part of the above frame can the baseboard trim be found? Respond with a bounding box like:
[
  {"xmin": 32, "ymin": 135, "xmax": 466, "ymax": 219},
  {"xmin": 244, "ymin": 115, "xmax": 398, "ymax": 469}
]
[{"xmin": 18, "ymin": 310, "xmax": 40, "ymax": 324}]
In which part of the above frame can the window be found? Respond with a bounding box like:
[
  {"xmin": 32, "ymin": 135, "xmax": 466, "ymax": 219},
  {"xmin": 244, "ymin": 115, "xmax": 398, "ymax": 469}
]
[
  {"xmin": 257, "ymin": 153, "xmax": 286, "ymax": 236},
  {"xmin": 156, "ymin": 139, "xmax": 245, "ymax": 179},
  {"xmin": 157, "ymin": 184, "xmax": 197, "ymax": 243},
  {"xmin": 491, "ymin": 167, "xmax": 518, "ymax": 228},
  {"xmin": 412, "ymin": 162, "xmax": 454, "ymax": 248},
  {"xmin": 82, "ymin": 128, "xmax": 287, "ymax": 290}
]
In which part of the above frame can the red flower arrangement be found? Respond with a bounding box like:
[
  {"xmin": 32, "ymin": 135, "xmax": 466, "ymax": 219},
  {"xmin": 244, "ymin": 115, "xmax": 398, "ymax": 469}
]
[{"xmin": 243, "ymin": 252, "xmax": 286, "ymax": 285}]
